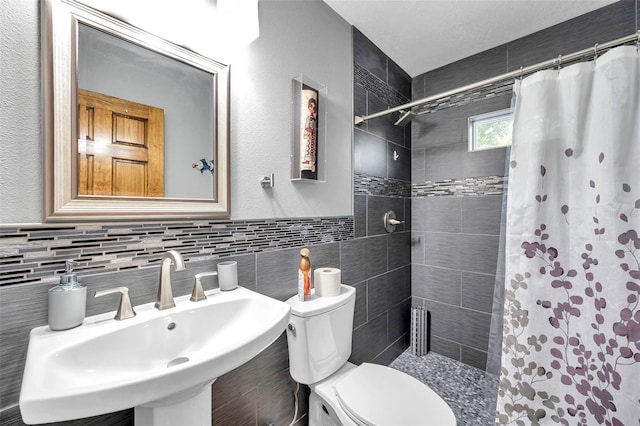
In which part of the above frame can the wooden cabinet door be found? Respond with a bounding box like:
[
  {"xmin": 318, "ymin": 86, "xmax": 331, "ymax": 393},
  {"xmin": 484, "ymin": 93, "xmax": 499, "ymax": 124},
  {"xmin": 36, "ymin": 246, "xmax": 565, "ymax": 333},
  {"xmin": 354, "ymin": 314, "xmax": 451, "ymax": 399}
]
[{"xmin": 77, "ymin": 89, "xmax": 164, "ymax": 197}]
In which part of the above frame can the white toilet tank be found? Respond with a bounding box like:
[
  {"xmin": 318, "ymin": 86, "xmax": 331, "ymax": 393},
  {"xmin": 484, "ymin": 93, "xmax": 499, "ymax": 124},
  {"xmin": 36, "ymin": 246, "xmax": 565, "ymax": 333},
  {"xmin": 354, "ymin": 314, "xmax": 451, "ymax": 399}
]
[{"xmin": 285, "ymin": 285, "xmax": 356, "ymax": 385}]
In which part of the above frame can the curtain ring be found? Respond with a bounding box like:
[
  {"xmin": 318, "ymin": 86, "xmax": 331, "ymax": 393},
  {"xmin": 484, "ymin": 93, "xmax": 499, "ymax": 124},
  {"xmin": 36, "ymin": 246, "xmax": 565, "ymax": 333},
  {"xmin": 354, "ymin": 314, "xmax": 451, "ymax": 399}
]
[
  {"xmin": 519, "ymin": 66, "xmax": 524, "ymax": 80},
  {"xmin": 636, "ymin": 30, "xmax": 640, "ymax": 51},
  {"xmin": 555, "ymin": 54, "xmax": 562, "ymax": 71},
  {"xmin": 593, "ymin": 43, "xmax": 598, "ymax": 60}
]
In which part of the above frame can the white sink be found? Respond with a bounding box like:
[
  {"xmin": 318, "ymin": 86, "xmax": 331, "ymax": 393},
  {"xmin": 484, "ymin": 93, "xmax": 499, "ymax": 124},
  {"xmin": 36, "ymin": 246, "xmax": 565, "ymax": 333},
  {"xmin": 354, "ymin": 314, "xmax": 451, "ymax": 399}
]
[{"xmin": 19, "ymin": 286, "xmax": 291, "ymax": 425}]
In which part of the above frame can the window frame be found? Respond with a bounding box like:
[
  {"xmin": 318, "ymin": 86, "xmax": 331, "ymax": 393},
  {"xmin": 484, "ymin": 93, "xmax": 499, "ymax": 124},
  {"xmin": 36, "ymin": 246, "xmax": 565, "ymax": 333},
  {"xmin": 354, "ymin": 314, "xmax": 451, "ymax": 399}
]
[{"xmin": 468, "ymin": 108, "xmax": 514, "ymax": 152}]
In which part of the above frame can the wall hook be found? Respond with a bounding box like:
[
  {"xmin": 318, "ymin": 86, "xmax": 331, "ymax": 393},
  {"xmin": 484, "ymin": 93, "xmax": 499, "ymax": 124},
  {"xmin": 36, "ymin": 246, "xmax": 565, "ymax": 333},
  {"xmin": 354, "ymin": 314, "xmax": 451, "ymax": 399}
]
[{"xmin": 260, "ymin": 174, "xmax": 274, "ymax": 189}]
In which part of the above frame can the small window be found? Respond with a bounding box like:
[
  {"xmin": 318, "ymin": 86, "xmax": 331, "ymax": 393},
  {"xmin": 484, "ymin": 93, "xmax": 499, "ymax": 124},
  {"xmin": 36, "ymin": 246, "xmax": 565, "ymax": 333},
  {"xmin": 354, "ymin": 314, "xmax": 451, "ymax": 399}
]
[{"xmin": 468, "ymin": 108, "xmax": 513, "ymax": 152}]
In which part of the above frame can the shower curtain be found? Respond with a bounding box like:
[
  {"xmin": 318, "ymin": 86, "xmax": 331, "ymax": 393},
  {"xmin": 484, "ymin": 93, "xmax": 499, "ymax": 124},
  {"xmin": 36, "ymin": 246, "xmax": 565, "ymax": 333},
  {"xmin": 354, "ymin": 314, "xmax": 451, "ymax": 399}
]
[{"xmin": 496, "ymin": 45, "xmax": 640, "ymax": 425}]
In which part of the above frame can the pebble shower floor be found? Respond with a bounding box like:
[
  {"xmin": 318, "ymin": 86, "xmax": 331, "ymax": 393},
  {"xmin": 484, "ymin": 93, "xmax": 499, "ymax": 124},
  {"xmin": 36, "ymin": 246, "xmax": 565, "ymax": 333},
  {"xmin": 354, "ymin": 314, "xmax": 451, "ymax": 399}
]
[{"xmin": 390, "ymin": 350, "xmax": 499, "ymax": 425}]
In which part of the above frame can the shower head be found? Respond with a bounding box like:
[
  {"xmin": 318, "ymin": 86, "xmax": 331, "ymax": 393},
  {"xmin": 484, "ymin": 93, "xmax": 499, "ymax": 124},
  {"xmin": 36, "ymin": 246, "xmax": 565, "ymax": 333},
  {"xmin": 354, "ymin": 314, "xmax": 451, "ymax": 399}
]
[{"xmin": 394, "ymin": 109, "xmax": 416, "ymax": 126}]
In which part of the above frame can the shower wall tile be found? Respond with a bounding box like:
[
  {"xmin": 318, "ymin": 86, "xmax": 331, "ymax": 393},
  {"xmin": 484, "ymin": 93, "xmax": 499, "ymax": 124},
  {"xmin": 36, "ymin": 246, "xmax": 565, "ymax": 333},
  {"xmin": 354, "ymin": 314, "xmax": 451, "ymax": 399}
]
[
  {"xmin": 389, "ymin": 266, "xmax": 411, "ymax": 307},
  {"xmin": 341, "ymin": 235, "xmax": 380, "ymax": 284},
  {"xmin": 353, "ymin": 281, "xmax": 368, "ymax": 327},
  {"xmin": 461, "ymin": 234, "xmax": 500, "ymax": 275},
  {"xmin": 423, "ymin": 300, "xmax": 462, "ymax": 344},
  {"xmin": 366, "ymin": 236, "xmax": 389, "ymax": 278},
  {"xmin": 373, "ymin": 333, "xmax": 409, "ymax": 366},
  {"xmin": 460, "ymin": 309, "xmax": 492, "ymax": 351},
  {"xmin": 506, "ymin": 1, "xmax": 637, "ymax": 72},
  {"xmin": 350, "ymin": 312, "xmax": 388, "ymax": 364},
  {"xmin": 411, "ymin": 231, "xmax": 425, "ymax": 265},
  {"xmin": 420, "ymin": 45, "xmax": 508, "ymax": 98},
  {"xmin": 412, "ymin": 106, "xmax": 462, "ymax": 149},
  {"xmin": 424, "ymin": 232, "xmax": 463, "ymax": 270},
  {"xmin": 367, "ymin": 266, "xmax": 410, "ymax": 319},
  {"xmin": 461, "ymin": 195, "xmax": 503, "ymax": 235},
  {"xmin": 461, "ymin": 346, "xmax": 488, "ymax": 371},
  {"xmin": 461, "ymin": 271, "xmax": 496, "ymax": 314},
  {"xmin": 403, "ymin": 198, "xmax": 412, "ymax": 230},
  {"xmin": 429, "ymin": 336, "xmax": 461, "ymax": 361},
  {"xmin": 423, "ymin": 143, "xmax": 467, "ymax": 182},
  {"xmin": 388, "ymin": 232, "xmax": 411, "ymax": 271},
  {"xmin": 353, "ymin": 28, "xmax": 387, "ymax": 82},
  {"xmin": 403, "ymin": 123, "xmax": 412, "ymax": 149},
  {"xmin": 412, "ymin": 148, "xmax": 426, "ymax": 183},
  {"xmin": 354, "ymin": 82, "xmax": 367, "ymax": 117},
  {"xmin": 368, "ymin": 90, "xmax": 405, "ymax": 146},
  {"xmin": 387, "ymin": 142, "xmax": 411, "ymax": 182},
  {"xmin": 412, "ymin": 264, "xmax": 461, "ymax": 306},
  {"xmin": 412, "ymin": 196, "xmax": 462, "ymax": 233},
  {"xmin": 388, "ymin": 299, "xmax": 411, "ymax": 344},
  {"xmin": 354, "ymin": 194, "xmax": 367, "ymax": 238},
  {"xmin": 387, "ymin": 58, "xmax": 412, "ymax": 99},
  {"xmin": 462, "ymin": 145, "xmax": 508, "ymax": 179},
  {"xmin": 413, "ymin": 74, "xmax": 425, "ymax": 101},
  {"xmin": 368, "ymin": 273, "xmax": 393, "ymax": 318},
  {"xmin": 354, "ymin": 129, "xmax": 387, "ymax": 177},
  {"xmin": 367, "ymin": 195, "xmax": 405, "ymax": 236}
]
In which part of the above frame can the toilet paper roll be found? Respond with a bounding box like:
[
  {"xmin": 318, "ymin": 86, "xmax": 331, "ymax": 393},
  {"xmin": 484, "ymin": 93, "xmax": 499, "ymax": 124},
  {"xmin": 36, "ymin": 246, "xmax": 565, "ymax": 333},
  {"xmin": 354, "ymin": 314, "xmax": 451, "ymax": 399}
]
[{"xmin": 314, "ymin": 268, "xmax": 341, "ymax": 297}]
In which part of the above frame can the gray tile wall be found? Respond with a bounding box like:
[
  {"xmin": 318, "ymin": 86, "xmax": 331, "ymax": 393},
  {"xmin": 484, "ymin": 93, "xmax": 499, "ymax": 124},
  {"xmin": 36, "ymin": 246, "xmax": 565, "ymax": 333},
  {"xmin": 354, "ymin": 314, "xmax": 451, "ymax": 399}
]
[
  {"xmin": 411, "ymin": 0, "xmax": 639, "ymax": 370},
  {"xmin": 352, "ymin": 27, "xmax": 414, "ymax": 367},
  {"xmin": 0, "ymin": 221, "xmax": 350, "ymax": 425}
]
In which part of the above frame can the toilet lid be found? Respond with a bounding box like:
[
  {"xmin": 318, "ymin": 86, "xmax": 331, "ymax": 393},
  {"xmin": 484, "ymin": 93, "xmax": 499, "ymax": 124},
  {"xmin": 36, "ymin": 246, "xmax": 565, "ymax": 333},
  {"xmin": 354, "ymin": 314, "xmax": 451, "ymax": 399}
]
[{"xmin": 333, "ymin": 363, "xmax": 456, "ymax": 426}]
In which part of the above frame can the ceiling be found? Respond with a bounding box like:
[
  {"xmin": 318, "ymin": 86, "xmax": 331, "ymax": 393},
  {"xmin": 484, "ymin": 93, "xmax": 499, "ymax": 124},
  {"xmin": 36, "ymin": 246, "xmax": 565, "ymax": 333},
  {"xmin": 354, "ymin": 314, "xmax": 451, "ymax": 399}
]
[{"xmin": 323, "ymin": 0, "xmax": 619, "ymax": 77}]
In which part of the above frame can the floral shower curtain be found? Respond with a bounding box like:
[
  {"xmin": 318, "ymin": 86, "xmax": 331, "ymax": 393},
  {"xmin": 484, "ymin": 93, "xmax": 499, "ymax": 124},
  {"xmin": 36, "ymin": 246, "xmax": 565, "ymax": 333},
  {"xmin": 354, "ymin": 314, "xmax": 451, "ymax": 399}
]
[{"xmin": 496, "ymin": 46, "xmax": 640, "ymax": 425}]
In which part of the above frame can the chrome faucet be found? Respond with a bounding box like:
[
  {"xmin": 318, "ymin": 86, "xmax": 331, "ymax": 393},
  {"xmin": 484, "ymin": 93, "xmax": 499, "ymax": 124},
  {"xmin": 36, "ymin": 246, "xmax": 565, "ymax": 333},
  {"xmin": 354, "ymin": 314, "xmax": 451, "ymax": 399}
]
[{"xmin": 155, "ymin": 250, "xmax": 186, "ymax": 310}]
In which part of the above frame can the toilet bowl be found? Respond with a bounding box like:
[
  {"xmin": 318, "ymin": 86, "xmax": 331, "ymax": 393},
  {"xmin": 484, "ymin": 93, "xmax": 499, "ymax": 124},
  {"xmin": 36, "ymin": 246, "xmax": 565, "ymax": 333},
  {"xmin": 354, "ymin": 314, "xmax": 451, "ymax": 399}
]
[{"xmin": 285, "ymin": 285, "xmax": 456, "ymax": 426}]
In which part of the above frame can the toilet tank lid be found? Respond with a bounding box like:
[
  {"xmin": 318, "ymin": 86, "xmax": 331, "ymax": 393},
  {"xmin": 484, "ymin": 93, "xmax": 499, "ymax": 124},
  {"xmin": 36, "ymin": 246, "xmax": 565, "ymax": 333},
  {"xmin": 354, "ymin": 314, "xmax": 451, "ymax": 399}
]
[{"xmin": 285, "ymin": 285, "xmax": 355, "ymax": 317}]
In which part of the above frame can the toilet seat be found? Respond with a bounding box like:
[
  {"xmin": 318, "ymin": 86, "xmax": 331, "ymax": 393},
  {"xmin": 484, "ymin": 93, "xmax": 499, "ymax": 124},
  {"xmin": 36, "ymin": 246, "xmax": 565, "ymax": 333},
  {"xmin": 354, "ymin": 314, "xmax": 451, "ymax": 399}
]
[{"xmin": 333, "ymin": 363, "xmax": 456, "ymax": 426}]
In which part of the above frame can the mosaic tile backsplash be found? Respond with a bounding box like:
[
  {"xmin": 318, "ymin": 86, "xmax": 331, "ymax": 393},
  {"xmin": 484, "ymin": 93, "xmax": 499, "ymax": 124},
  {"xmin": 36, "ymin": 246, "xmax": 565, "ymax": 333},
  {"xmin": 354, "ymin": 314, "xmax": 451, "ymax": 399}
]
[{"xmin": 0, "ymin": 217, "xmax": 354, "ymax": 286}]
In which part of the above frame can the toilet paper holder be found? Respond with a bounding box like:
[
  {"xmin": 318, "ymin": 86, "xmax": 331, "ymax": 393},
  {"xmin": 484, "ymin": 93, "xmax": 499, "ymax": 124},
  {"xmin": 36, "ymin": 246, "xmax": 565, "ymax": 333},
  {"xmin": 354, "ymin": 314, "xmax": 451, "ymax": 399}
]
[{"xmin": 383, "ymin": 210, "xmax": 404, "ymax": 233}]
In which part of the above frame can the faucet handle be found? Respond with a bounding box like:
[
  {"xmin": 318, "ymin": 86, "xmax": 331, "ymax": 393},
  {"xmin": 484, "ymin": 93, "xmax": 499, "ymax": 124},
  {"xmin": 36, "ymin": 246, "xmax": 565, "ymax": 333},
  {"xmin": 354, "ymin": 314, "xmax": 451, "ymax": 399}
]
[
  {"xmin": 95, "ymin": 287, "xmax": 136, "ymax": 320},
  {"xmin": 191, "ymin": 271, "xmax": 218, "ymax": 302}
]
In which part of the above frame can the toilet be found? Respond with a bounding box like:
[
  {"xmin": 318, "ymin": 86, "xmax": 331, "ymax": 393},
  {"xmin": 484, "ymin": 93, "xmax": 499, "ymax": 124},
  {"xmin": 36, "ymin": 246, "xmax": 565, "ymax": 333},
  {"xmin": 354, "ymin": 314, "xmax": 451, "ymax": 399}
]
[{"xmin": 285, "ymin": 285, "xmax": 456, "ymax": 426}]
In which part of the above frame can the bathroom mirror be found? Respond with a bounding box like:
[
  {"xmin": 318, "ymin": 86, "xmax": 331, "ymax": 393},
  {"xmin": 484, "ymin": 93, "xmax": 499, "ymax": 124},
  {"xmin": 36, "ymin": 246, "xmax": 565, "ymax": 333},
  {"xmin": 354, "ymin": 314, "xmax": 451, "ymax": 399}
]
[{"xmin": 42, "ymin": 0, "xmax": 230, "ymax": 220}]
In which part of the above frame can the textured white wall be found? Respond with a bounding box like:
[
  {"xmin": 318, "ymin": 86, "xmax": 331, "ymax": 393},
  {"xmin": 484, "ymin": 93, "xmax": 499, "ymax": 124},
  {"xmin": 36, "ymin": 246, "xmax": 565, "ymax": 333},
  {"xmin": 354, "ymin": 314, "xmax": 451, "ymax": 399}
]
[
  {"xmin": 0, "ymin": 0, "xmax": 352, "ymax": 224},
  {"xmin": 0, "ymin": 0, "xmax": 42, "ymax": 223},
  {"xmin": 231, "ymin": 0, "xmax": 353, "ymax": 219}
]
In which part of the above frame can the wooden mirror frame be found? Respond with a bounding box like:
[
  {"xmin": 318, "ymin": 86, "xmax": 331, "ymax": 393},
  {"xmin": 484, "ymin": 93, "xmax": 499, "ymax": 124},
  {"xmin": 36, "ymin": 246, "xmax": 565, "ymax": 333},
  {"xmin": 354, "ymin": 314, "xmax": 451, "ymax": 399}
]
[{"xmin": 42, "ymin": 0, "xmax": 230, "ymax": 221}]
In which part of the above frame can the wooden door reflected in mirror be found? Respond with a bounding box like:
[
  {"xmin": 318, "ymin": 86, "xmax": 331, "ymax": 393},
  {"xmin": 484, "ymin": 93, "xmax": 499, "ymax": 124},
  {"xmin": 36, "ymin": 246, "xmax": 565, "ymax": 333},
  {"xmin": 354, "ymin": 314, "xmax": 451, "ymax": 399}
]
[{"xmin": 77, "ymin": 90, "xmax": 164, "ymax": 197}]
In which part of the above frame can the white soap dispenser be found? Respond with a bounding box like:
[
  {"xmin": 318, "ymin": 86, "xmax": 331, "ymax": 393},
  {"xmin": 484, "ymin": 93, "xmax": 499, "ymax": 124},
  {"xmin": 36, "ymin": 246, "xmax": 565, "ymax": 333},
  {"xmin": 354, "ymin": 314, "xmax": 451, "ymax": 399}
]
[{"xmin": 48, "ymin": 260, "xmax": 87, "ymax": 331}]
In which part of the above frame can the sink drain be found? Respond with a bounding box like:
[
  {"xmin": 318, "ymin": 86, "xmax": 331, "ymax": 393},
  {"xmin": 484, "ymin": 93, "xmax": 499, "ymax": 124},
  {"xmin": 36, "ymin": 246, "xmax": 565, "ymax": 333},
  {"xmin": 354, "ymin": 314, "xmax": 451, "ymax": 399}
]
[{"xmin": 167, "ymin": 357, "xmax": 189, "ymax": 368}]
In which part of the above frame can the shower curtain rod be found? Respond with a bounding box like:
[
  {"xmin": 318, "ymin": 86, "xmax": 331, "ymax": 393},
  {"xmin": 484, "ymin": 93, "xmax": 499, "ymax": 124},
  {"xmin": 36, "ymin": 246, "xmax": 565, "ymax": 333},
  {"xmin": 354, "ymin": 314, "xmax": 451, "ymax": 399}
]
[{"xmin": 354, "ymin": 31, "xmax": 640, "ymax": 125}]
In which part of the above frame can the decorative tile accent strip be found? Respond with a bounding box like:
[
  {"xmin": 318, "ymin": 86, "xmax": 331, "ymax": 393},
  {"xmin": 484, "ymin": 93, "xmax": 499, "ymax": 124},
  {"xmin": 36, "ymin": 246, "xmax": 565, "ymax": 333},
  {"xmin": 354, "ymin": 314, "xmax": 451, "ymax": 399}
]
[
  {"xmin": 0, "ymin": 217, "xmax": 353, "ymax": 286},
  {"xmin": 414, "ymin": 79, "xmax": 514, "ymax": 115},
  {"xmin": 355, "ymin": 172, "xmax": 411, "ymax": 198},
  {"xmin": 354, "ymin": 63, "xmax": 410, "ymax": 107},
  {"xmin": 412, "ymin": 176, "xmax": 507, "ymax": 197}
]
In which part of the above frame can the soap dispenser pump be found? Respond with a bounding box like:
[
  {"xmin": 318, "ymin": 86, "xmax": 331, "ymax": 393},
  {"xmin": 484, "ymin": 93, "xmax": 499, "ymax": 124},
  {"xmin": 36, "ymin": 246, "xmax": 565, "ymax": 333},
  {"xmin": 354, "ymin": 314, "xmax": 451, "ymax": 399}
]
[{"xmin": 48, "ymin": 260, "xmax": 87, "ymax": 331}]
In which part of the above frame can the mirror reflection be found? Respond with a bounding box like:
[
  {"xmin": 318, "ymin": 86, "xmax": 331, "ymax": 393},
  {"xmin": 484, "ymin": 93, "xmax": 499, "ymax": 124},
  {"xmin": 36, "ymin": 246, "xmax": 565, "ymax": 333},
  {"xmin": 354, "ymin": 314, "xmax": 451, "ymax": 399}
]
[{"xmin": 77, "ymin": 24, "xmax": 215, "ymax": 199}]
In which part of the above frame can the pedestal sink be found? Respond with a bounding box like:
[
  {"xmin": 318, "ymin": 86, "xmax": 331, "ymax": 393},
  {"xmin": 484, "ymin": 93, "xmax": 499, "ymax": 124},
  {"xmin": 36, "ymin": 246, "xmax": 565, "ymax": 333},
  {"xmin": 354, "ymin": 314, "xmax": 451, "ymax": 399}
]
[{"xmin": 19, "ymin": 287, "xmax": 291, "ymax": 425}]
